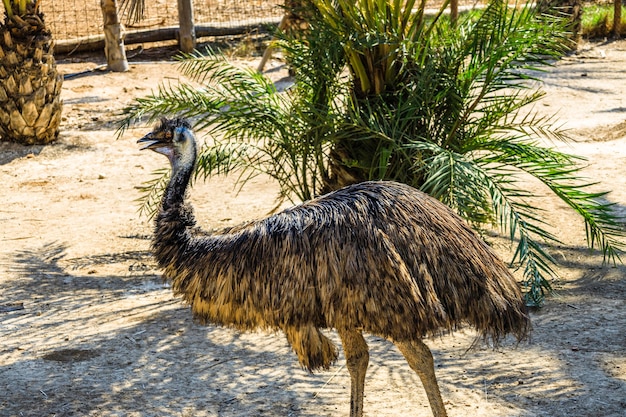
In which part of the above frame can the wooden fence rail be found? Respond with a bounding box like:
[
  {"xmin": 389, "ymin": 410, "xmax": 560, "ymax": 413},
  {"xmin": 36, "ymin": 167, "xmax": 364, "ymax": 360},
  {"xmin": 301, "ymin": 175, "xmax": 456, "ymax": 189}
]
[{"xmin": 42, "ymin": 0, "xmax": 283, "ymax": 55}]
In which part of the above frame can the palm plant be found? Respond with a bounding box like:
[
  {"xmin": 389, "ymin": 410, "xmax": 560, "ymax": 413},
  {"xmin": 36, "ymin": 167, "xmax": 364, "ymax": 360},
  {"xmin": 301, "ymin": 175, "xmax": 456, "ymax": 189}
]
[
  {"xmin": 304, "ymin": 0, "xmax": 623, "ymax": 305},
  {"xmin": 121, "ymin": 0, "xmax": 624, "ymax": 306},
  {"xmin": 0, "ymin": 0, "xmax": 63, "ymax": 144}
]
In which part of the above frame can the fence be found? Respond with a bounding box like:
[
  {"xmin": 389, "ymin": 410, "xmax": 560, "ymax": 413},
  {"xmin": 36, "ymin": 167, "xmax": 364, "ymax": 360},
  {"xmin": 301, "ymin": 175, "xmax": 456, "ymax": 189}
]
[
  {"xmin": 44, "ymin": 0, "xmax": 595, "ymax": 55},
  {"xmin": 41, "ymin": 0, "xmax": 284, "ymax": 54}
]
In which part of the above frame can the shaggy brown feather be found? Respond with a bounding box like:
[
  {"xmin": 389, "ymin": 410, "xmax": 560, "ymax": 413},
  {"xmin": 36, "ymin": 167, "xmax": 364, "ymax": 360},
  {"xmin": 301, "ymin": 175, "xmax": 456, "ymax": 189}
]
[
  {"xmin": 139, "ymin": 118, "xmax": 530, "ymax": 416},
  {"xmin": 143, "ymin": 118, "xmax": 529, "ymax": 373}
]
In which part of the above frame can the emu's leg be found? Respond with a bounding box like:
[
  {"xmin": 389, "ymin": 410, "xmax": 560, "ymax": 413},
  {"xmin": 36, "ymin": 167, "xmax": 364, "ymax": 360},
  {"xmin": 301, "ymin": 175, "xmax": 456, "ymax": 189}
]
[
  {"xmin": 396, "ymin": 339, "xmax": 448, "ymax": 417},
  {"xmin": 338, "ymin": 329, "xmax": 369, "ymax": 417}
]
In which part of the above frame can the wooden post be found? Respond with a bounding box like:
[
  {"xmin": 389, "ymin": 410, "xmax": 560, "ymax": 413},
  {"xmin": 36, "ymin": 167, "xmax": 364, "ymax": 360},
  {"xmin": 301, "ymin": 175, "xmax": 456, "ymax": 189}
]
[
  {"xmin": 257, "ymin": 14, "xmax": 288, "ymax": 73},
  {"xmin": 100, "ymin": 0, "xmax": 129, "ymax": 72},
  {"xmin": 450, "ymin": 0, "xmax": 458, "ymax": 26},
  {"xmin": 257, "ymin": 0, "xmax": 310, "ymax": 73},
  {"xmin": 177, "ymin": 0, "xmax": 196, "ymax": 53}
]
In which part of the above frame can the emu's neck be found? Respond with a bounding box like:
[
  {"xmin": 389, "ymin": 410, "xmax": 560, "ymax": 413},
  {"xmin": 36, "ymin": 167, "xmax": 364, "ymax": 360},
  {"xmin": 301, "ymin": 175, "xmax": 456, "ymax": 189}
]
[
  {"xmin": 162, "ymin": 162, "xmax": 194, "ymax": 214},
  {"xmin": 153, "ymin": 144, "xmax": 198, "ymax": 270},
  {"xmin": 162, "ymin": 142, "xmax": 197, "ymax": 213}
]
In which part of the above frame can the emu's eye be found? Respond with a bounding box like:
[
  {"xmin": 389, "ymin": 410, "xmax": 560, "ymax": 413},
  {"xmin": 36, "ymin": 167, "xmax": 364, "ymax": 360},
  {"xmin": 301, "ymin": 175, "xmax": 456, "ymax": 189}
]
[{"xmin": 174, "ymin": 127, "xmax": 187, "ymax": 142}]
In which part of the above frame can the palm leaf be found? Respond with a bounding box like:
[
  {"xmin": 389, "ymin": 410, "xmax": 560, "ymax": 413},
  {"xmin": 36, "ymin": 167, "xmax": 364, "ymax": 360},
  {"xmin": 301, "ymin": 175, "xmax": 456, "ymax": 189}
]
[{"xmin": 135, "ymin": 167, "xmax": 170, "ymax": 220}]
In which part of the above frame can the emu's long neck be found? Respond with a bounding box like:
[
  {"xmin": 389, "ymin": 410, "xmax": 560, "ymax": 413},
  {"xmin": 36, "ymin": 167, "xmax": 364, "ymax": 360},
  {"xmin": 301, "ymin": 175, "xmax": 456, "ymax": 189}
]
[
  {"xmin": 153, "ymin": 141, "xmax": 198, "ymax": 270},
  {"xmin": 162, "ymin": 153, "xmax": 195, "ymax": 213}
]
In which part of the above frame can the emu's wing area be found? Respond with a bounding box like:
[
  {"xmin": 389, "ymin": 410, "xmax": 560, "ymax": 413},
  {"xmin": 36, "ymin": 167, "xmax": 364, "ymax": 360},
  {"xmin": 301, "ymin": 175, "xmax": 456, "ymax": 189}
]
[{"xmin": 178, "ymin": 181, "xmax": 529, "ymax": 343}]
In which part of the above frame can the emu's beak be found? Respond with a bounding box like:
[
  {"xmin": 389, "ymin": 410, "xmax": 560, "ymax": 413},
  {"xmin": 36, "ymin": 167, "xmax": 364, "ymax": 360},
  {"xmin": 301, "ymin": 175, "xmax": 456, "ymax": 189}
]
[
  {"xmin": 137, "ymin": 132, "xmax": 175, "ymax": 160},
  {"xmin": 137, "ymin": 132, "xmax": 163, "ymax": 151}
]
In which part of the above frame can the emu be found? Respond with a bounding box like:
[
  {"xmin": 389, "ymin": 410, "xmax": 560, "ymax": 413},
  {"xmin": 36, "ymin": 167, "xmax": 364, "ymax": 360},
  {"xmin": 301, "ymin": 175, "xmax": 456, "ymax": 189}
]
[{"xmin": 138, "ymin": 118, "xmax": 530, "ymax": 417}]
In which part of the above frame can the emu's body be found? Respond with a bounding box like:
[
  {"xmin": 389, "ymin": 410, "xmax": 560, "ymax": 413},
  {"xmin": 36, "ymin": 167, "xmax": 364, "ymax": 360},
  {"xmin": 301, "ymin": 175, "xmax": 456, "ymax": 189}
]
[{"xmin": 139, "ymin": 118, "xmax": 530, "ymax": 417}]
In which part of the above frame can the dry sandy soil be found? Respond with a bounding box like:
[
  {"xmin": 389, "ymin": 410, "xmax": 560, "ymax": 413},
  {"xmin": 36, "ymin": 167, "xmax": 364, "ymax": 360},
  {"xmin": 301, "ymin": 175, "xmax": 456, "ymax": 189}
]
[{"xmin": 1, "ymin": 39, "xmax": 625, "ymax": 417}]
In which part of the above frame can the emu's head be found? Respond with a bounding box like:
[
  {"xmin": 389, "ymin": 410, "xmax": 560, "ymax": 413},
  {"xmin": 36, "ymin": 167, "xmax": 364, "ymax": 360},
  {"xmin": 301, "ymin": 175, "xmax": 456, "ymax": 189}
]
[{"xmin": 138, "ymin": 118, "xmax": 197, "ymax": 172}]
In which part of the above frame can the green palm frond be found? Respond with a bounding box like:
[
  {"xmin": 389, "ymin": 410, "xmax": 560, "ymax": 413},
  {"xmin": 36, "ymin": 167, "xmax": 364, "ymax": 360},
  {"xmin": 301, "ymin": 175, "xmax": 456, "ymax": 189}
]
[
  {"xmin": 312, "ymin": 0, "xmax": 449, "ymax": 97},
  {"xmin": 482, "ymin": 141, "xmax": 625, "ymax": 262},
  {"xmin": 194, "ymin": 142, "xmax": 250, "ymax": 181},
  {"xmin": 119, "ymin": 51, "xmax": 284, "ymax": 137},
  {"xmin": 2, "ymin": 0, "xmax": 30, "ymax": 18},
  {"xmin": 135, "ymin": 167, "xmax": 170, "ymax": 220}
]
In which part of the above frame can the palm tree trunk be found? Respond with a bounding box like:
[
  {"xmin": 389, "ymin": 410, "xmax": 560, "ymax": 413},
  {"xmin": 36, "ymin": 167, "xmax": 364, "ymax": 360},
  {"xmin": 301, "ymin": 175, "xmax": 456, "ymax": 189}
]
[
  {"xmin": 0, "ymin": 1, "xmax": 63, "ymax": 144},
  {"xmin": 258, "ymin": 0, "xmax": 310, "ymax": 73}
]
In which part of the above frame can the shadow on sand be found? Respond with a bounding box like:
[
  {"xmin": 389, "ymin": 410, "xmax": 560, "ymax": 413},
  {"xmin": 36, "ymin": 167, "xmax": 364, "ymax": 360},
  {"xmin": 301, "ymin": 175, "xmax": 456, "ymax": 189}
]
[{"xmin": 1, "ymin": 241, "xmax": 625, "ymax": 416}]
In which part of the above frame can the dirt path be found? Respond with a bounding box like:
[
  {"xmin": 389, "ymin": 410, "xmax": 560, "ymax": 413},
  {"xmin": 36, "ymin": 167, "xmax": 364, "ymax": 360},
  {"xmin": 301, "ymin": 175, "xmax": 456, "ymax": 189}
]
[{"xmin": 1, "ymin": 40, "xmax": 625, "ymax": 417}]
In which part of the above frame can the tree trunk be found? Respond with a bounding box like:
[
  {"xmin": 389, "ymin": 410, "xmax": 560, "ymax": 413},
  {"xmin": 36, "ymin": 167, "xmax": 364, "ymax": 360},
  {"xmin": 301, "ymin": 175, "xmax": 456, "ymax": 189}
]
[
  {"xmin": 258, "ymin": 0, "xmax": 311, "ymax": 72},
  {"xmin": 101, "ymin": 0, "xmax": 129, "ymax": 72},
  {"xmin": 177, "ymin": 0, "xmax": 196, "ymax": 53},
  {"xmin": 0, "ymin": 2, "xmax": 63, "ymax": 144},
  {"xmin": 283, "ymin": 0, "xmax": 311, "ymax": 34},
  {"xmin": 614, "ymin": 0, "xmax": 622, "ymax": 38},
  {"xmin": 450, "ymin": 0, "xmax": 459, "ymax": 26}
]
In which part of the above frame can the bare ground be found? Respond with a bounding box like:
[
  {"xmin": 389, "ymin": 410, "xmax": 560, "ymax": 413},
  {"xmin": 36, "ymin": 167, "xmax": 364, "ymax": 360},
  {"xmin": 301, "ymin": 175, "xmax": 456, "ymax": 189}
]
[{"xmin": 1, "ymin": 40, "xmax": 625, "ymax": 417}]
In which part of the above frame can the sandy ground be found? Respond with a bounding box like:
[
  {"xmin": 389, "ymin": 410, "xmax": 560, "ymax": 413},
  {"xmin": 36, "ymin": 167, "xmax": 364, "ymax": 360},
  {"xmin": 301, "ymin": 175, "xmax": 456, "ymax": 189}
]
[{"xmin": 1, "ymin": 40, "xmax": 625, "ymax": 417}]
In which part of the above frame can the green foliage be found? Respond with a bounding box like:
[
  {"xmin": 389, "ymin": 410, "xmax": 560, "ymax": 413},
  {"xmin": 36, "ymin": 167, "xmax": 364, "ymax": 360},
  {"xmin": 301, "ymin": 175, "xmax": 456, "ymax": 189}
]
[
  {"xmin": 2, "ymin": 0, "xmax": 32, "ymax": 18},
  {"xmin": 121, "ymin": 0, "xmax": 625, "ymax": 306},
  {"xmin": 302, "ymin": 0, "xmax": 624, "ymax": 306},
  {"xmin": 135, "ymin": 167, "xmax": 170, "ymax": 219},
  {"xmin": 313, "ymin": 0, "xmax": 449, "ymax": 97},
  {"xmin": 582, "ymin": 3, "xmax": 626, "ymax": 38}
]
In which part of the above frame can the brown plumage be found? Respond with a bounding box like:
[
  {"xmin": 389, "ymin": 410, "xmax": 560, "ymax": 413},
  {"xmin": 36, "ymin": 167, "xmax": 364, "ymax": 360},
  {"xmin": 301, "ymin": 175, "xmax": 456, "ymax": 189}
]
[{"xmin": 138, "ymin": 117, "xmax": 530, "ymax": 417}]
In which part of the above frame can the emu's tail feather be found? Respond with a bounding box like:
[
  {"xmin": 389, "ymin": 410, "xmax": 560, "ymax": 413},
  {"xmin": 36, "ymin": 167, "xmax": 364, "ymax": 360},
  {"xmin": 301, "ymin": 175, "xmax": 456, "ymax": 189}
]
[{"xmin": 285, "ymin": 325, "xmax": 339, "ymax": 372}]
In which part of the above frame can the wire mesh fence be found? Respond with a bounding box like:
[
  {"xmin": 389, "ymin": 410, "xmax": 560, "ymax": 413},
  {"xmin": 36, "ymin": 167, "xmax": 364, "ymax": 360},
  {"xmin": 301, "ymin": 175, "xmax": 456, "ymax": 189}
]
[
  {"xmin": 48, "ymin": 0, "xmax": 596, "ymax": 54},
  {"xmin": 41, "ymin": 0, "xmax": 284, "ymax": 46}
]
